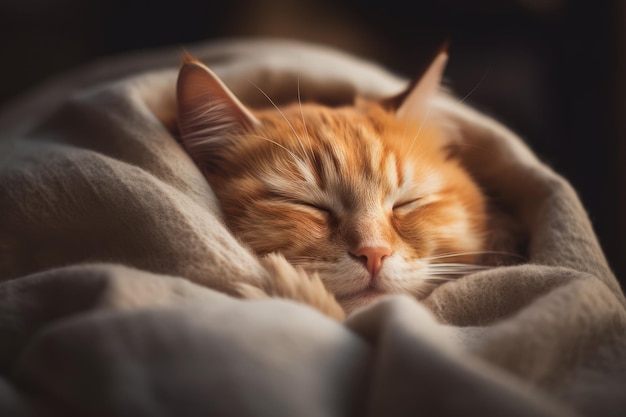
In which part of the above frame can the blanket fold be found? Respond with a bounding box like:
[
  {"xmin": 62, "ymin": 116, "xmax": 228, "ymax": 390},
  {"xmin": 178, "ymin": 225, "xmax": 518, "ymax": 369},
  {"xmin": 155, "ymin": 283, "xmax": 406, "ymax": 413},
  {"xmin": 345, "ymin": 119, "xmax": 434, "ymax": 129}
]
[{"xmin": 0, "ymin": 38, "xmax": 624, "ymax": 416}]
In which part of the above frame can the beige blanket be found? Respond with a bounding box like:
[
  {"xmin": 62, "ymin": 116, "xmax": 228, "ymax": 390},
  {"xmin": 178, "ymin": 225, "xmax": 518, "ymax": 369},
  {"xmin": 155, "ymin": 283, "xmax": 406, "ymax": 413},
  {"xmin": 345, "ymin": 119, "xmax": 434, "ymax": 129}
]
[{"xmin": 1, "ymin": 39, "xmax": 625, "ymax": 417}]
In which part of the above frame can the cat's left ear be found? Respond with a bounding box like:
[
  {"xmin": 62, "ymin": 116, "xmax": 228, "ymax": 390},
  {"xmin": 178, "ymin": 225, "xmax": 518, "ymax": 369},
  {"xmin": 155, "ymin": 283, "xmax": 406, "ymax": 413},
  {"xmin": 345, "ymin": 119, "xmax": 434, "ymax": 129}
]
[
  {"xmin": 176, "ymin": 52, "xmax": 260, "ymax": 157},
  {"xmin": 383, "ymin": 44, "xmax": 448, "ymax": 120}
]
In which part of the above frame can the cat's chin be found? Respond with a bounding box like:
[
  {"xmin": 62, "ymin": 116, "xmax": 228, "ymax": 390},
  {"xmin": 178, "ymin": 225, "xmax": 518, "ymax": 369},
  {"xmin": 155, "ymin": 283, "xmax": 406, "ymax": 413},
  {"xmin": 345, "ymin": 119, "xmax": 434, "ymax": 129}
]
[{"xmin": 336, "ymin": 287, "xmax": 388, "ymax": 315}]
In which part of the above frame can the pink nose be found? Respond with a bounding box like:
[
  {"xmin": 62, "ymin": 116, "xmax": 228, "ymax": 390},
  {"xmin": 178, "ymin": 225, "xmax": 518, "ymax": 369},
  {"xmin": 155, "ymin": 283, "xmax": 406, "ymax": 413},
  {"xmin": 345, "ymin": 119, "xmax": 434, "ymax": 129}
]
[{"xmin": 351, "ymin": 246, "xmax": 392, "ymax": 277}]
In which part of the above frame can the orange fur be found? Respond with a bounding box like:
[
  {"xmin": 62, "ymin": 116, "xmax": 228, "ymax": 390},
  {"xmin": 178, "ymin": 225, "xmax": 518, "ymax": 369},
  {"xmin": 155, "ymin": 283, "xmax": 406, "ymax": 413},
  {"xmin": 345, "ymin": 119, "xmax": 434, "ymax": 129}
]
[{"xmin": 176, "ymin": 53, "xmax": 502, "ymax": 316}]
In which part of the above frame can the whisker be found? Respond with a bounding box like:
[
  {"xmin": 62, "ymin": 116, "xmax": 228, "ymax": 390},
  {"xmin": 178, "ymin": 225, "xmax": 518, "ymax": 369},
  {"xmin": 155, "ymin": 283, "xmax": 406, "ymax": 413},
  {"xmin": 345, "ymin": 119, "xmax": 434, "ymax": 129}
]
[
  {"xmin": 247, "ymin": 134, "xmax": 308, "ymax": 172},
  {"xmin": 423, "ymin": 277, "xmax": 457, "ymax": 283},
  {"xmin": 424, "ymin": 263, "xmax": 493, "ymax": 279},
  {"xmin": 297, "ymin": 76, "xmax": 315, "ymax": 160},
  {"xmin": 406, "ymin": 102, "xmax": 433, "ymax": 155},
  {"xmin": 420, "ymin": 250, "xmax": 523, "ymax": 262},
  {"xmin": 458, "ymin": 65, "xmax": 490, "ymax": 105},
  {"xmin": 288, "ymin": 256, "xmax": 319, "ymax": 263},
  {"xmin": 426, "ymin": 262, "xmax": 492, "ymax": 270},
  {"xmin": 248, "ymin": 80, "xmax": 311, "ymax": 166}
]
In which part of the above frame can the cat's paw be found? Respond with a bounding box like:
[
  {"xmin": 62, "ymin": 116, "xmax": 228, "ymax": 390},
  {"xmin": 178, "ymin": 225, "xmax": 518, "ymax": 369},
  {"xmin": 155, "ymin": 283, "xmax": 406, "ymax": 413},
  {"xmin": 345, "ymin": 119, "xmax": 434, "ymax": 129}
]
[{"xmin": 236, "ymin": 253, "xmax": 345, "ymax": 321}]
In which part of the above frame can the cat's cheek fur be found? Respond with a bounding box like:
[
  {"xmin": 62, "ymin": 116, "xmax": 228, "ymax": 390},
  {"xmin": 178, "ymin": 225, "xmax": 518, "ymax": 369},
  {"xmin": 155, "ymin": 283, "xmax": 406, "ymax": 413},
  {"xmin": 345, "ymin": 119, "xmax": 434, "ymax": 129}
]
[{"xmin": 231, "ymin": 205, "xmax": 331, "ymax": 257}]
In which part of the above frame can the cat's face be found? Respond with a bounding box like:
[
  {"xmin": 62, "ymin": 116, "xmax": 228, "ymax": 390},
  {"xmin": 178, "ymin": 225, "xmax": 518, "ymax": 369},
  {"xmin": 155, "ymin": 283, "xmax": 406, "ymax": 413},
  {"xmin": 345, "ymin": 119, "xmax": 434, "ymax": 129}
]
[{"xmin": 177, "ymin": 51, "xmax": 488, "ymax": 311}]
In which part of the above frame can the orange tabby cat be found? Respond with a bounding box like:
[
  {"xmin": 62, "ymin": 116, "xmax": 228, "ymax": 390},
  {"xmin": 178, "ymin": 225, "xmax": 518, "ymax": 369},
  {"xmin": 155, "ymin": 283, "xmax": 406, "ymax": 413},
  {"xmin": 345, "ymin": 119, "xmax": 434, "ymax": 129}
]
[{"xmin": 177, "ymin": 50, "xmax": 504, "ymax": 316}]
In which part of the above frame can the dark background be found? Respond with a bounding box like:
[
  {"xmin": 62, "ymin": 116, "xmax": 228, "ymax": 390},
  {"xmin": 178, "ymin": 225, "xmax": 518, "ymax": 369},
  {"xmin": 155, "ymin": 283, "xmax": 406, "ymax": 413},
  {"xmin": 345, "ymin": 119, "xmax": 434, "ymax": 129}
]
[{"xmin": 1, "ymin": 0, "xmax": 624, "ymax": 284}]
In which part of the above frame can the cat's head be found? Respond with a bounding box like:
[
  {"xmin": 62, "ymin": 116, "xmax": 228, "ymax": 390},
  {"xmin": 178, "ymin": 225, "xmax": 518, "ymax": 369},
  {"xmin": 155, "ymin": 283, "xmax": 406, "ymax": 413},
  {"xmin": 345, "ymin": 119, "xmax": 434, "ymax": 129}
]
[{"xmin": 176, "ymin": 49, "xmax": 488, "ymax": 311}]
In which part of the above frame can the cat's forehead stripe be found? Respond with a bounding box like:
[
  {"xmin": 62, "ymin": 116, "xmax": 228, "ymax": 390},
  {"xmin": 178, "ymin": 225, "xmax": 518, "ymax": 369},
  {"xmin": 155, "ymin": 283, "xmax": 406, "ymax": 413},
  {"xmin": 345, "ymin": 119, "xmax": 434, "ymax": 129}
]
[
  {"xmin": 252, "ymin": 105, "xmax": 447, "ymax": 214},
  {"xmin": 384, "ymin": 154, "xmax": 397, "ymax": 189},
  {"xmin": 305, "ymin": 116, "xmax": 407, "ymax": 206},
  {"xmin": 400, "ymin": 162, "xmax": 414, "ymax": 193},
  {"xmin": 318, "ymin": 137, "xmax": 345, "ymax": 176},
  {"xmin": 382, "ymin": 153, "xmax": 402, "ymax": 198}
]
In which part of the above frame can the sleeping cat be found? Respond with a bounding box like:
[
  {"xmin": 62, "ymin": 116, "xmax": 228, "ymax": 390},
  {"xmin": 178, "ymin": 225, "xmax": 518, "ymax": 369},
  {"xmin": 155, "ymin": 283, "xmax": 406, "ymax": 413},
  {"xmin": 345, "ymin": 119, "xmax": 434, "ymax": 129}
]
[{"xmin": 176, "ymin": 49, "xmax": 517, "ymax": 318}]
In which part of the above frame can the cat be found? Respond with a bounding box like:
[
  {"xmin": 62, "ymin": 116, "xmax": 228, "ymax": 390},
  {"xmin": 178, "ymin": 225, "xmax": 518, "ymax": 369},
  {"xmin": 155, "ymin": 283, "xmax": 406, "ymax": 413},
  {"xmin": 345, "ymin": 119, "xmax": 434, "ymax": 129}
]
[{"xmin": 176, "ymin": 48, "xmax": 519, "ymax": 319}]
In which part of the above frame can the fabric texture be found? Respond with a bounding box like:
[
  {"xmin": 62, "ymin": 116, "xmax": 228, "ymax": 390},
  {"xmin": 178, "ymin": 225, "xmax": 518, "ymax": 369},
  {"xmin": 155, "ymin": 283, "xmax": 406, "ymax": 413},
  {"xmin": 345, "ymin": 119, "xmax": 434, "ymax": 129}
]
[{"xmin": 0, "ymin": 38, "xmax": 624, "ymax": 417}]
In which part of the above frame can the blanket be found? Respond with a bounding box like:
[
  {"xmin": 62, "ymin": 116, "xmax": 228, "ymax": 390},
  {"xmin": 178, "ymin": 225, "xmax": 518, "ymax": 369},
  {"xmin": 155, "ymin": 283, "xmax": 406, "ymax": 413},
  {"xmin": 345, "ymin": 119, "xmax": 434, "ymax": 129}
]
[{"xmin": 1, "ymin": 38, "xmax": 625, "ymax": 417}]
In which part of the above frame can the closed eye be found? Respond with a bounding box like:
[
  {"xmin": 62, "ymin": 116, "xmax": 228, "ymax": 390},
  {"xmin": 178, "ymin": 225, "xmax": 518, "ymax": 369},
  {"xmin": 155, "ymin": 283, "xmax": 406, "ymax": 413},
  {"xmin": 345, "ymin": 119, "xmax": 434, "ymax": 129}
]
[
  {"xmin": 265, "ymin": 191, "xmax": 332, "ymax": 214},
  {"xmin": 296, "ymin": 201, "xmax": 332, "ymax": 215},
  {"xmin": 393, "ymin": 196, "xmax": 426, "ymax": 214},
  {"xmin": 393, "ymin": 197, "xmax": 424, "ymax": 211}
]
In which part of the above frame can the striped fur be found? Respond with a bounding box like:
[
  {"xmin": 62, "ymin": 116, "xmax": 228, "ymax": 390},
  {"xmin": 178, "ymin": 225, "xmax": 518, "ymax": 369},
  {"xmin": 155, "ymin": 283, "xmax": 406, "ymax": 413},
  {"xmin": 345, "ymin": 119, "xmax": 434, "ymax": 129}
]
[{"xmin": 177, "ymin": 55, "xmax": 495, "ymax": 315}]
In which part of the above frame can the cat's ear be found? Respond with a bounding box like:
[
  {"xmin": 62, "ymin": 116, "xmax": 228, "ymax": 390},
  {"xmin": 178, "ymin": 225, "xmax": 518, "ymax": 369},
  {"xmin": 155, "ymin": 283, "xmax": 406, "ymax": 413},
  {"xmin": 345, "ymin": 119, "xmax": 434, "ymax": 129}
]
[
  {"xmin": 384, "ymin": 44, "xmax": 448, "ymax": 120},
  {"xmin": 177, "ymin": 52, "xmax": 259, "ymax": 157}
]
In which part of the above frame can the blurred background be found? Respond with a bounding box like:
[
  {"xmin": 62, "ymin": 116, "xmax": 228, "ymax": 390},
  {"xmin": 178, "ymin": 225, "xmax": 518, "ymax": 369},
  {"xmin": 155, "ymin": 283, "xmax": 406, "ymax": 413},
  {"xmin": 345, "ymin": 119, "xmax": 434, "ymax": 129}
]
[{"xmin": 0, "ymin": 0, "xmax": 624, "ymax": 283}]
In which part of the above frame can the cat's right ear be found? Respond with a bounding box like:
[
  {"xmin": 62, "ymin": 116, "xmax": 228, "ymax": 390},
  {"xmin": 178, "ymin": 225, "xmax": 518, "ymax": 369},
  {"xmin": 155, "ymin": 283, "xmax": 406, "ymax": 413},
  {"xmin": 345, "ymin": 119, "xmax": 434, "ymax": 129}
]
[
  {"xmin": 176, "ymin": 52, "xmax": 260, "ymax": 159},
  {"xmin": 381, "ymin": 43, "xmax": 448, "ymax": 120}
]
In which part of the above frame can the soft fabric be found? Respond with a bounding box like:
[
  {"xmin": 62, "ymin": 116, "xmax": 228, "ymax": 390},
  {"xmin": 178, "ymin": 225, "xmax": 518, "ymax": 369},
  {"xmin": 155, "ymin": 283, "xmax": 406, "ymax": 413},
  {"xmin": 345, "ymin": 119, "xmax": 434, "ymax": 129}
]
[{"xmin": 0, "ymin": 38, "xmax": 624, "ymax": 417}]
